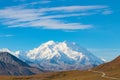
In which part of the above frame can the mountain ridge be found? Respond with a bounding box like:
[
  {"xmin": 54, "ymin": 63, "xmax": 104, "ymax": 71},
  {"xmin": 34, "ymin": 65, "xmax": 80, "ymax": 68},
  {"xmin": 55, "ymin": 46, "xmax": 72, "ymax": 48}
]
[
  {"xmin": 94, "ymin": 55, "xmax": 120, "ymax": 71},
  {"xmin": 93, "ymin": 55, "xmax": 120, "ymax": 78},
  {"xmin": 0, "ymin": 52, "xmax": 43, "ymax": 76}
]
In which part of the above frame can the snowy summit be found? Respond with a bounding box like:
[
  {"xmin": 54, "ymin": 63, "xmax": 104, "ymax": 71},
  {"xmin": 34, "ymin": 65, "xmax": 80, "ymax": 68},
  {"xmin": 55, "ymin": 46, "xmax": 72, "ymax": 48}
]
[
  {"xmin": 0, "ymin": 41, "xmax": 104, "ymax": 71},
  {"xmin": 24, "ymin": 41, "xmax": 104, "ymax": 71}
]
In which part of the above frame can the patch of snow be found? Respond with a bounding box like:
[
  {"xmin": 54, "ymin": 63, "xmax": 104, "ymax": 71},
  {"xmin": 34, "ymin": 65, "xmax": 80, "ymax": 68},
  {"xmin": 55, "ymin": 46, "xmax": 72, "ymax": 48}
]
[{"xmin": 0, "ymin": 48, "xmax": 20, "ymax": 58}]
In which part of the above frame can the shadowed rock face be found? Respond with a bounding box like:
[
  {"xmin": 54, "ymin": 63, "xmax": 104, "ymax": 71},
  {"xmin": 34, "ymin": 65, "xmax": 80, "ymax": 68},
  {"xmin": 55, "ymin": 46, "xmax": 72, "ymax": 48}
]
[
  {"xmin": 0, "ymin": 52, "xmax": 42, "ymax": 76},
  {"xmin": 0, "ymin": 52, "xmax": 30, "ymax": 67}
]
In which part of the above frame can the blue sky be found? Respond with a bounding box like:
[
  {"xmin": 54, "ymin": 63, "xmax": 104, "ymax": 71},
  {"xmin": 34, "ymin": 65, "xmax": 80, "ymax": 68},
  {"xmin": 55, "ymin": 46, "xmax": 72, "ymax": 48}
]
[{"xmin": 0, "ymin": 0, "xmax": 120, "ymax": 61}]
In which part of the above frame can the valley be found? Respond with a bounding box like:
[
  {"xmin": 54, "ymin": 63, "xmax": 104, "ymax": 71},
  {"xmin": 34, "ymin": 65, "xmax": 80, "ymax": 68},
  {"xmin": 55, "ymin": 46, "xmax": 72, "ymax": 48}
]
[{"xmin": 0, "ymin": 69, "xmax": 119, "ymax": 80}]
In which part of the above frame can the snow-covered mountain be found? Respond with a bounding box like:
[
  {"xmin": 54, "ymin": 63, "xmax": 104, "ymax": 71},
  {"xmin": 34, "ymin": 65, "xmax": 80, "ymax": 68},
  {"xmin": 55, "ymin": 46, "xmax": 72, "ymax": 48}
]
[
  {"xmin": 0, "ymin": 48, "xmax": 20, "ymax": 58},
  {"xmin": 24, "ymin": 41, "xmax": 104, "ymax": 71},
  {"xmin": 0, "ymin": 41, "xmax": 104, "ymax": 71},
  {"xmin": 0, "ymin": 48, "xmax": 27, "ymax": 61}
]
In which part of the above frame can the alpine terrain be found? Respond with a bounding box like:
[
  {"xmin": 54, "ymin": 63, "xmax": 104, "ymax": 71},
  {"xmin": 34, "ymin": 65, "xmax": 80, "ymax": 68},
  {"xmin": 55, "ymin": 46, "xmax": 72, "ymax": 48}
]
[
  {"xmin": 16, "ymin": 41, "xmax": 104, "ymax": 71},
  {"xmin": 0, "ymin": 52, "xmax": 43, "ymax": 76}
]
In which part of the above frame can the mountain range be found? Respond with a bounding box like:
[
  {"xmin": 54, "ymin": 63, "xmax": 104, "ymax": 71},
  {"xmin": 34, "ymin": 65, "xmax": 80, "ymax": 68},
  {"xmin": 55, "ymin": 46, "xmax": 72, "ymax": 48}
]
[
  {"xmin": 1, "ymin": 55, "xmax": 119, "ymax": 80},
  {"xmin": 0, "ymin": 40, "xmax": 119, "ymax": 80},
  {"xmin": 0, "ymin": 41, "xmax": 104, "ymax": 71}
]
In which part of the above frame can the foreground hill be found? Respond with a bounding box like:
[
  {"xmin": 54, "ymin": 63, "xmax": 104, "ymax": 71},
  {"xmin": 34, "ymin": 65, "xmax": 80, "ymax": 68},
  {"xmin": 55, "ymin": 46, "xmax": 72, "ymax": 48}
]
[
  {"xmin": 94, "ymin": 55, "xmax": 120, "ymax": 78},
  {"xmin": 0, "ymin": 56, "xmax": 119, "ymax": 80},
  {"xmin": 94, "ymin": 56, "xmax": 120, "ymax": 71},
  {"xmin": 0, "ymin": 52, "xmax": 43, "ymax": 76}
]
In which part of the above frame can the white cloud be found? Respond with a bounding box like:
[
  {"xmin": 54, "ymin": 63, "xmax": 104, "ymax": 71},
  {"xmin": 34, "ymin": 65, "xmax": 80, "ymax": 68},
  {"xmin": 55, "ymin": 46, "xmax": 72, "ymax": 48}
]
[
  {"xmin": 37, "ymin": 5, "xmax": 108, "ymax": 13},
  {"xmin": 29, "ymin": 0, "xmax": 52, "ymax": 4},
  {"xmin": 0, "ymin": 5, "xmax": 111, "ymax": 30},
  {"xmin": 13, "ymin": 0, "xmax": 26, "ymax": 2},
  {"xmin": 37, "ymin": 0, "xmax": 52, "ymax": 4},
  {"xmin": 8, "ymin": 19, "xmax": 92, "ymax": 30},
  {"xmin": 39, "ymin": 13, "xmax": 94, "ymax": 19}
]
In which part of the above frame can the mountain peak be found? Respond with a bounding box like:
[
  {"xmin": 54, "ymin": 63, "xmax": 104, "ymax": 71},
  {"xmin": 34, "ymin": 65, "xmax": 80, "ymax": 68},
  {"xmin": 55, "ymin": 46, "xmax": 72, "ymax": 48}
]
[
  {"xmin": 41, "ymin": 41, "xmax": 77, "ymax": 47},
  {"xmin": 0, "ymin": 52, "xmax": 43, "ymax": 76},
  {"xmin": 0, "ymin": 48, "xmax": 20, "ymax": 58},
  {"xmin": 44, "ymin": 40, "xmax": 56, "ymax": 45},
  {"xmin": 24, "ymin": 41, "xmax": 104, "ymax": 71},
  {"xmin": 0, "ymin": 41, "xmax": 105, "ymax": 71},
  {"xmin": 0, "ymin": 52, "xmax": 32, "ymax": 75},
  {"xmin": 0, "ymin": 48, "xmax": 11, "ymax": 53}
]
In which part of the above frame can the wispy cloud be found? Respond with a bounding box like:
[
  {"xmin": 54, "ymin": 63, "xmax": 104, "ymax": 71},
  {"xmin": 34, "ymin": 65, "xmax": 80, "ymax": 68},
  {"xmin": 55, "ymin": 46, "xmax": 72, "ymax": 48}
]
[
  {"xmin": 0, "ymin": 4, "xmax": 112, "ymax": 30},
  {"xmin": 38, "ymin": 5, "xmax": 108, "ymax": 12},
  {"xmin": 13, "ymin": 0, "xmax": 26, "ymax": 2},
  {"xmin": 102, "ymin": 10, "xmax": 113, "ymax": 14},
  {"xmin": 24, "ymin": 0, "xmax": 52, "ymax": 5},
  {"xmin": 35, "ymin": 0, "xmax": 51, "ymax": 4},
  {"xmin": 0, "ymin": 34, "xmax": 14, "ymax": 37}
]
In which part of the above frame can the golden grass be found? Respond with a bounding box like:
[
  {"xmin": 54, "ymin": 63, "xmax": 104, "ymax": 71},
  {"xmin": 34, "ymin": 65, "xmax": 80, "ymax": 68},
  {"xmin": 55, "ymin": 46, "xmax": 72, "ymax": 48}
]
[{"xmin": 0, "ymin": 70, "xmax": 118, "ymax": 80}]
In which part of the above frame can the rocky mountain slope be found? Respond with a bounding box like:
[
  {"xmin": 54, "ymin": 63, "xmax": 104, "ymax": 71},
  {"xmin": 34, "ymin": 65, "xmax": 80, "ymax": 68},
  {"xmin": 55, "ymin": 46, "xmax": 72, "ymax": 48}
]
[{"xmin": 0, "ymin": 52, "xmax": 43, "ymax": 76}]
